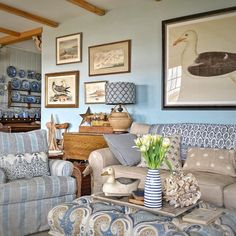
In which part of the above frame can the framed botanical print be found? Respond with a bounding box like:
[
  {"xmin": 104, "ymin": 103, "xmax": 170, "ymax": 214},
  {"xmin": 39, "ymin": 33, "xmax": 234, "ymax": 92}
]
[
  {"xmin": 45, "ymin": 71, "xmax": 79, "ymax": 108},
  {"xmin": 89, "ymin": 40, "xmax": 131, "ymax": 76},
  {"xmin": 56, "ymin": 33, "xmax": 82, "ymax": 65},
  {"xmin": 162, "ymin": 7, "xmax": 236, "ymax": 109},
  {"xmin": 84, "ymin": 81, "xmax": 107, "ymax": 104}
]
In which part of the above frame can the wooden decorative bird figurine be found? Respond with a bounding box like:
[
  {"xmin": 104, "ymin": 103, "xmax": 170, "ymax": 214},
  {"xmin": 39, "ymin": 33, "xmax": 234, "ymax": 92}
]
[{"xmin": 101, "ymin": 167, "xmax": 140, "ymax": 197}]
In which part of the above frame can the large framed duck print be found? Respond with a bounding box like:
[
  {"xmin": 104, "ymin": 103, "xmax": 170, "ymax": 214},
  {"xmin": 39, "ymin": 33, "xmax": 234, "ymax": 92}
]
[{"xmin": 162, "ymin": 7, "xmax": 236, "ymax": 109}]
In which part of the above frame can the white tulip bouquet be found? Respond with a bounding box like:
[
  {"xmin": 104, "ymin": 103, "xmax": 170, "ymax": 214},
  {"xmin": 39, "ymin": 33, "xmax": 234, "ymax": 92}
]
[{"xmin": 134, "ymin": 134, "xmax": 172, "ymax": 170}]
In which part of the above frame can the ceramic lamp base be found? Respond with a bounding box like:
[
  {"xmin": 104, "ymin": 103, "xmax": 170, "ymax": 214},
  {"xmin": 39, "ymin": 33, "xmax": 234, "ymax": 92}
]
[{"xmin": 108, "ymin": 111, "xmax": 132, "ymax": 132}]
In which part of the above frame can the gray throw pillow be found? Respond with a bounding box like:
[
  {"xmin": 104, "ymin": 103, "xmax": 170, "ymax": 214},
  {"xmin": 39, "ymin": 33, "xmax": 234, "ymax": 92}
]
[{"xmin": 104, "ymin": 133, "xmax": 141, "ymax": 166}]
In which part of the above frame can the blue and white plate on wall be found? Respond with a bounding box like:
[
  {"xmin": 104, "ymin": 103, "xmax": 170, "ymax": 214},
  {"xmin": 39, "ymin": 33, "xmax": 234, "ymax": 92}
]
[
  {"xmin": 11, "ymin": 78, "xmax": 21, "ymax": 89},
  {"xmin": 35, "ymin": 73, "xmax": 41, "ymax": 81},
  {"xmin": 30, "ymin": 81, "xmax": 40, "ymax": 92},
  {"xmin": 27, "ymin": 70, "xmax": 35, "ymax": 79},
  {"xmin": 18, "ymin": 69, "xmax": 26, "ymax": 78},
  {"xmin": 7, "ymin": 66, "xmax": 17, "ymax": 78},
  {"xmin": 35, "ymin": 97, "xmax": 41, "ymax": 104},
  {"xmin": 21, "ymin": 80, "xmax": 30, "ymax": 90},
  {"xmin": 26, "ymin": 95, "xmax": 36, "ymax": 103},
  {"xmin": 11, "ymin": 91, "xmax": 21, "ymax": 102}
]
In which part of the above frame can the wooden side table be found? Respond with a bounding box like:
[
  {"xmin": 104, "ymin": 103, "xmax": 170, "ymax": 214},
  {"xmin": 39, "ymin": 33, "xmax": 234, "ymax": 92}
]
[{"xmin": 63, "ymin": 132, "xmax": 108, "ymax": 197}]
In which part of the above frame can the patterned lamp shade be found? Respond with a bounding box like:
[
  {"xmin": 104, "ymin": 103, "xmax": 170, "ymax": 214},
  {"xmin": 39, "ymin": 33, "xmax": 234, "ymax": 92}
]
[{"xmin": 105, "ymin": 82, "xmax": 136, "ymax": 105}]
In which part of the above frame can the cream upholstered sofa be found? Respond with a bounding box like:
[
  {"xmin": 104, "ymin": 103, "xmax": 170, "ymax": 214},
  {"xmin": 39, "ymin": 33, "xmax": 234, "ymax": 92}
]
[{"xmin": 88, "ymin": 122, "xmax": 236, "ymax": 210}]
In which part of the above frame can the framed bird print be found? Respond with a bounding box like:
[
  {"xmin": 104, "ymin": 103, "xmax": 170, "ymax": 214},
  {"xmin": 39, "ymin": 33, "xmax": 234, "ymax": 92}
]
[
  {"xmin": 162, "ymin": 7, "xmax": 236, "ymax": 109},
  {"xmin": 45, "ymin": 71, "xmax": 79, "ymax": 108}
]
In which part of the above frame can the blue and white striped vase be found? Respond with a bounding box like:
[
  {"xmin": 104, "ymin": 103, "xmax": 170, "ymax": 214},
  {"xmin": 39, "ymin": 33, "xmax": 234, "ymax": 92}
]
[{"xmin": 144, "ymin": 169, "xmax": 162, "ymax": 209}]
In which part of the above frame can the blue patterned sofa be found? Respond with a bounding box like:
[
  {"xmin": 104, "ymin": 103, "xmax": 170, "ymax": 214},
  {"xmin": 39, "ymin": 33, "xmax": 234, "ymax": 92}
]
[
  {"xmin": 0, "ymin": 130, "xmax": 77, "ymax": 236},
  {"xmin": 88, "ymin": 123, "xmax": 236, "ymax": 209}
]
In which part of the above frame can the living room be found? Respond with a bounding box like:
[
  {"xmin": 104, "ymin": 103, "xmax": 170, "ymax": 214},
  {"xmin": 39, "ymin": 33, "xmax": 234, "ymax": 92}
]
[{"xmin": 0, "ymin": 0, "xmax": 236, "ymax": 235}]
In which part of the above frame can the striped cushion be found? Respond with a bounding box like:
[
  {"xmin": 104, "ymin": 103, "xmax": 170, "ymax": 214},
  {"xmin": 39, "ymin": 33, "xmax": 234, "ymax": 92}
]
[
  {"xmin": 0, "ymin": 175, "xmax": 76, "ymax": 204},
  {"xmin": 49, "ymin": 159, "xmax": 74, "ymax": 176},
  {"xmin": 0, "ymin": 129, "xmax": 48, "ymax": 156}
]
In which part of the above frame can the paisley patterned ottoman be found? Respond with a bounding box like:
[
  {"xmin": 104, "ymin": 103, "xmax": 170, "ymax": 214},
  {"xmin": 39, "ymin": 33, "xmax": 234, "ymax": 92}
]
[{"xmin": 48, "ymin": 196, "xmax": 236, "ymax": 236}]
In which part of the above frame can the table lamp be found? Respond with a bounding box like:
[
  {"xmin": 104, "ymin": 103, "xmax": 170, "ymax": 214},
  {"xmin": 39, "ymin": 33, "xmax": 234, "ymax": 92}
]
[{"xmin": 105, "ymin": 82, "xmax": 135, "ymax": 132}]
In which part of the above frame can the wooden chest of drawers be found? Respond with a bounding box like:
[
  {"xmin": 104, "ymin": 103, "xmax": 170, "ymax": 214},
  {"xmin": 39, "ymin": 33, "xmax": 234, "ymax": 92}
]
[
  {"xmin": 63, "ymin": 132, "xmax": 108, "ymax": 197},
  {"xmin": 63, "ymin": 132, "xmax": 108, "ymax": 160}
]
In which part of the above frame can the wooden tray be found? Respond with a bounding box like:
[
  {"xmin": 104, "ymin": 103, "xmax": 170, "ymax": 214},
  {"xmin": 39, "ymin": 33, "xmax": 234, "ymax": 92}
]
[
  {"xmin": 92, "ymin": 193, "xmax": 200, "ymax": 217},
  {"xmin": 182, "ymin": 208, "xmax": 223, "ymax": 225},
  {"xmin": 79, "ymin": 126, "xmax": 113, "ymax": 134}
]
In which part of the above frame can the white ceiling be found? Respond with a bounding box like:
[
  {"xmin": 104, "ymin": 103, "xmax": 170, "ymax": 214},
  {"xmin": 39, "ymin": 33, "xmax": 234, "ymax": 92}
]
[{"xmin": 0, "ymin": 0, "xmax": 152, "ymax": 52}]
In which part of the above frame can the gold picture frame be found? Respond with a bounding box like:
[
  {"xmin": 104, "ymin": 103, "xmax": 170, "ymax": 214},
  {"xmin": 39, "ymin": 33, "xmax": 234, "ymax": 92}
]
[
  {"xmin": 45, "ymin": 71, "xmax": 79, "ymax": 108},
  {"xmin": 84, "ymin": 81, "xmax": 107, "ymax": 104},
  {"xmin": 89, "ymin": 40, "xmax": 131, "ymax": 76},
  {"xmin": 56, "ymin": 33, "xmax": 82, "ymax": 65}
]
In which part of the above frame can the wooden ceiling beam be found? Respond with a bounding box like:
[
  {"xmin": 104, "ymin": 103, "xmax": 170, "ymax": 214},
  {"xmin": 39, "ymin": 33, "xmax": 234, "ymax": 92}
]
[
  {"xmin": 66, "ymin": 0, "xmax": 106, "ymax": 16},
  {"xmin": 0, "ymin": 3, "xmax": 59, "ymax": 28},
  {"xmin": 0, "ymin": 27, "xmax": 42, "ymax": 46},
  {"xmin": 0, "ymin": 27, "xmax": 20, "ymax": 37}
]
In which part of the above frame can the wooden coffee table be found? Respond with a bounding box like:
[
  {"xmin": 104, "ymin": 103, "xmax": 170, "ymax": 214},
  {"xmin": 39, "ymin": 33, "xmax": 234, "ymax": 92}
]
[{"xmin": 92, "ymin": 193, "xmax": 200, "ymax": 217}]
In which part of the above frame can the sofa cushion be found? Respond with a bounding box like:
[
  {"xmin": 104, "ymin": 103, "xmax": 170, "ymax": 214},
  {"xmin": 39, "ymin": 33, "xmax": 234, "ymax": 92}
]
[
  {"xmin": 183, "ymin": 147, "xmax": 236, "ymax": 177},
  {"xmin": 104, "ymin": 133, "xmax": 141, "ymax": 166},
  {"xmin": 130, "ymin": 122, "xmax": 150, "ymax": 135},
  {"xmin": 149, "ymin": 123, "xmax": 236, "ymax": 160},
  {"xmin": 0, "ymin": 152, "xmax": 50, "ymax": 180},
  {"xmin": 224, "ymin": 183, "xmax": 236, "ymax": 210},
  {"xmin": 137, "ymin": 135, "xmax": 182, "ymax": 171},
  {"xmin": 0, "ymin": 129, "xmax": 48, "ymax": 156},
  {"xmin": 110, "ymin": 165, "xmax": 171, "ymax": 188},
  {"xmin": 185, "ymin": 171, "xmax": 235, "ymax": 207},
  {"xmin": 0, "ymin": 175, "xmax": 76, "ymax": 204}
]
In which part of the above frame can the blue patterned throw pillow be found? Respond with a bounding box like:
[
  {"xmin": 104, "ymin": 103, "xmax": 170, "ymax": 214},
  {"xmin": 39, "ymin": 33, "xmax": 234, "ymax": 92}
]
[{"xmin": 0, "ymin": 152, "xmax": 50, "ymax": 180}]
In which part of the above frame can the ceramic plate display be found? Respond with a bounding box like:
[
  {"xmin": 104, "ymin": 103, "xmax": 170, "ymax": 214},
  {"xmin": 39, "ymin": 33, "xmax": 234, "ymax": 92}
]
[
  {"xmin": 11, "ymin": 91, "xmax": 21, "ymax": 102},
  {"xmin": 11, "ymin": 78, "xmax": 21, "ymax": 89},
  {"xmin": 35, "ymin": 97, "xmax": 41, "ymax": 104},
  {"xmin": 21, "ymin": 80, "xmax": 30, "ymax": 90},
  {"xmin": 20, "ymin": 95, "xmax": 25, "ymax": 102},
  {"xmin": 18, "ymin": 69, "xmax": 26, "ymax": 78},
  {"xmin": 35, "ymin": 73, "xmax": 41, "ymax": 81},
  {"xmin": 27, "ymin": 70, "xmax": 35, "ymax": 79},
  {"xmin": 7, "ymin": 66, "xmax": 17, "ymax": 78},
  {"xmin": 30, "ymin": 81, "xmax": 40, "ymax": 92},
  {"xmin": 26, "ymin": 95, "xmax": 36, "ymax": 103}
]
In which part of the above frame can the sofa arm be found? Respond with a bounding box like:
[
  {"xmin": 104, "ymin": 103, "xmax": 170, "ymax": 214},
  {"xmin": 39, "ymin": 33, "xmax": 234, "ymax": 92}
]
[
  {"xmin": 88, "ymin": 148, "xmax": 120, "ymax": 193},
  {"xmin": 0, "ymin": 168, "xmax": 6, "ymax": 184},
  {"xmin": 49, "ymin": 159, "xmax": 74, "ymax": 177}
]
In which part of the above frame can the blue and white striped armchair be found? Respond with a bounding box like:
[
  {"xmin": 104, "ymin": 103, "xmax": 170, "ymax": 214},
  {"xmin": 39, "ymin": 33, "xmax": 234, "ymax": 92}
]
[{"xmin": 0, "ymin": 130, "xmax": 77, "ymax": 236}]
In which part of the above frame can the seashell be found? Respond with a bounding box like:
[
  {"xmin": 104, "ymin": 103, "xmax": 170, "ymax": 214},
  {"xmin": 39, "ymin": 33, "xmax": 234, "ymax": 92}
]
[{"xmin": 163, "ymin": 171, "xmax": 201, "ymax": 208}]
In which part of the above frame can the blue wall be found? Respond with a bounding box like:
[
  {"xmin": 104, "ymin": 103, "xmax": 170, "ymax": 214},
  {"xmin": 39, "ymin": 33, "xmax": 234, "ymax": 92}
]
[{"xmin": 41, "ymin": 0, "xmax": 236, "ymax": 131}]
